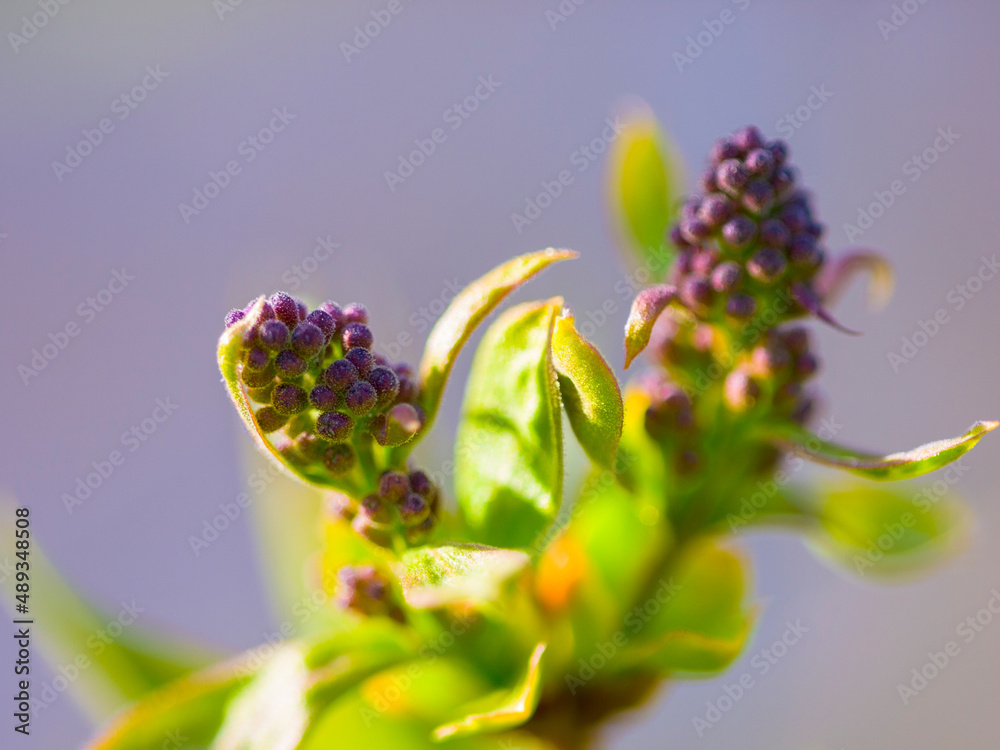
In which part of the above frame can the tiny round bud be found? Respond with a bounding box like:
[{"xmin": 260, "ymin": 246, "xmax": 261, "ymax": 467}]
[
  {"xmin": 710, "ymin": 138, "xmax": 741, "ymax": 164},
  {"xmin": 767, "ymin": 140, "xmax": 789, "ymax": 165},
  {"xmin": 274, "ymin": 349, "xmax": 308, "ymax": 379},
  {"xmin": 378, "ymin": 471, "xmax": 410, "ymax": 504},
  {"xmin": 782, "ymin": 327, "xmax": 810, "ymax": 354},
  {"xmin": 309, "ymin": 385, "xmax": 341, "ymax": 412},
  {"xmin": 270, "ymin": 292, "xmax": 300, "ymax": 328},
  {"xmin": 295, "ymin": 299, "xmax": 308, "ymax": 320},
  {"xmin": 759, "ymin": 218, "xmax": 791, "ymax": 249},
  {"xmin": 344, "ymin": 381, "xmax": 377, "ymax": 415},
  {"xmin": 272, "ymin": 383, "xmax": 308, "ymax": 415},
  {"xmin": 319, "ymin": 301, "xmax": 345, "ymax": 332},
  {"xmin": 721, "ymin": 215, "xmax": 756, "ymax": 249},
  {"xmin": 368, "ymin": 366, "xmax": 400, "ymax": 406},
  {"xmin": 726, "ymin": 293, "xmax": 757, "ymax": 319},
  {"xmin": 245, "ymin": 347, "xmax": 270, "ymax": 371},
  {"xmin": 780, "ymin": 203, "xmax": 810, "ymax": 233},
  {"xmin": 747, "ymin": 247, "xmax": 788, "ymax": 283},
  {"xmin": 680, "ymin": 217, "xmax": 711, "ymax": 244},
  {"xmin": 316, "ymin": 411, "xmax": 354, "ymax": 441},
  {"xmin": 408, "ymin": 470, "xmax": 437, "ymax": 501},
  {"xmin": 711, "ymin": 261, "xmax": 742, "ymax": 292},
  {"xmin": 691, "ymin": 248, "xmax": 720, "ymax": 276},
  {"xmin": 716, "ymin": 159, "xmax": 750, "ymax": 196},
  {"xmin": 795, "ymin": 352, "xmax": 820, "ymax": 379},
  {"xmin": 343, "ymin": 303, "xmax": 369, "ymax": 325},
  {"xmin": 345, "ymin": 347, "xmax": 374, "ymax": 377},
  {"xmin": 225, "ymin": 308, "xmax": 246, "ymax": 327},
  {"xmin": 732, "ymin": 125, "xmax": 765, "ymax": 153},
  {"xmin": 741, "ymin": 180, "xmax": 775, "ymax": 215},
  {"xmin": 724, "ymin": 370, "xmax": 760, "ymax": 411},
  {"xmin": 259, "ymin": 320, "xmax": 290, "ymax": 351},
  {"xmin": 697, "ymin": 193, "xmax": 735, "ymax": 227},
  {"xmin": 255, "ymin": 406, "xmax": 287, "ymax": 433},
  {"xmin": 324, "ymin": 443, "xmax": 356, "ymax": 475},
  {"xmin": 744, "ymin": 147, "xmax": 775, "ymax": 178},
  {"xmin": 770, "ymin": 166, "xmax": 796, "ymax": 200},
  {"xmin": 241, "ymin": 363, "xmax": 275, "ymax": 388},
  {"xmin": 245, "ymin": 383, "xmax": 275, "ymax": 404},
  {"xmin": 698, "ymin": 169, "xmax": 718, "ymax": 194},
  {"xmin": 291, "ymin": 321, "xmax": 325, "ymax": 359},
  {"xmin": 306, "ymin": 309, "xmax": 336, "ymax": 341},
  {"xmin": 360, "ymin": 495, "xmax": 392, "ymax": 524},
  {"xmin": 342, "ymin": 322, "xmax": 373, "ymax": 351},
  {"xmin": 324, "ymin": 359, "xmax": 359, "ymax": 392},
  {"xmin": 751, "ymin": 340, "xmax": 791, "ymax": 374},
  {"xmin": 399, "ymin": 493, "xmax": 430, "ymax": 527},
  {"xmin": 788, "ymin": 235, "xmax": 822, "ymax": 268},
  {"xmin": 669, "ymin": 225, "xmax": 689, "ymax": 248},
  {"xmin": 680, "ymin": 278, "xmax": 713, "ymax": 310}
]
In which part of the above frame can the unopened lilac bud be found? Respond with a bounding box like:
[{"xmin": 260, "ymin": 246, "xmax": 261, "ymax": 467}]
[
  {"xmin": 345, "ymin": 381, "xmax": 377, "ymax": 415},
  {"xmin": 342, "ymin": 322, "xmax": 373, "ymax": 351},
  {"xmin": 295, "ymin": 299, "xmax": 308, "ymax": 320},
  {"xmin": 245, "ymin": 347, "xmax": 270, "ymax": 371},
  {"xmin": 270, "ymin": 292, "xmax": 300, "ymax": 329},
  {"xmin": 710, "ymin": 138, "xmax": 741, "ymax": 164},
  {"xmin": 759, "ymin": 218, "xmax": 790, "ymax": 249},
  {"xmin": 408, "ymin": 470, "xmax": 437, "ymax": 501},
  {"xmin": 726, "ymin": 293, "xmax": 757, "ymax": 319},
  {"xmin": 246, "ymin": 383, "xmax": 275, "ymax": 404},
  {"xmin": 780, "ymin": 203, "xmax": 810, "ymax": 233},
  {"xmin": 741, "ymin": 180, "xmax": 774, "ymax": 215},
  {"xmin": 782, "ymin": 327, "xmax": 810, "ymax": 354},
  {"xmin": 316, "ymin": 411, "xmax": 354, "ymax": 442},
  {"xmin": 711, "ymin": 261, "xmax": 742, "ymax": 292},
  {"xmin": 368, "ymin": 366, "xmax": 400, "ymax": 406},
  {"xmin": 788, "ymin": 236, "xmax": 822, "ymax": 268},
  {"xmin": 225, "ymin": 309, "xmax": 246, "ymax": 327},
  {"xmin": 319, "ymin": 301, "xmax": 345, "ymax": 331},
  {"xmin": 324, "ymin": 359, "xmax": 359, "ymax": 392},
  {"xmin": 721, "ymin": 215, "xmax": 756, "ymax": 249},
  {"xmin": 360, "ymin": 495, "xmax": 392, "ymax": 524},
  {"xmin": 399, "ymin": 493, "xmax": 430, "ymax": 526},
  {"xmin": 309, "ymin": 385, "xmax": 341, "ymax": 412},
  {"xmin": 747, "ymin": 247, "xmax": 787, "ymax": 283},
  {"xmin": 345, "ymin": 347, "xmax": 374, "ymax": 377},
  {"xmin": 259, "ymin": 320, "xmax": 290, "ymax": 351},
  {"xmin": 371, "ymin": 403, "xmax": 423, "ymax": 446},
  {"xmin": 241, "ymin": 363, "xmax": 274, "ymax": 388},
  {"xmin": 680, "ymin": 217, "xmax": 711, "ymax": 244},
  {"xmin": 795, "ymin": 352, "xmax": 820, "ymax": 379},
  {"xmin": 669, "ymin": 226, "xmax": 689, "ymax": 249},
  {"xmin": 272, "ymin": 383, "xmax": 308, "ymax": 415},
  {"xmin": 724, "ymin": 370, "xmax": 760, "ymax": 411},
  {"xmin": 306, "ymin": 309, "xmax": 336, "ymax": 341},
  {"xmin": 291, "ymin": 322, "xmax": 325, "ymax": 359},
  {"xmin": 274, "ymin": 349, "xmax": 308, "ymax": 379},
  {"xmin": 378, "ymin": 471, "xmax": 410, "ymax": 504},
  {"xmin": 767, "ymin": 140, "xmax": 788, "ymax": 165},
  {"xmin": 680, "ymin": 278, "xmax": 713, "ymax": 310},
  {"xmin": 343, "ymin": 303, "xmax": 369, "ymax": 325},
  {"xmin": 697, "ymin": 193, "xmax": 735, "ymax": 227},
  {"xmin": 770, "ymin": 166, "xmax": 796, "ymax": 200},
  {"xmin": 255, "ymin": 406, "xmax": 287, "ymax": 433},
  {"xmin": 733, "ymin": 126, "xmax": 765, "ymax": 153},
  {"xmin": 698, "ymin": 169, "xmax": 718, "ymax": 194},
  {"xmin": 744, "ymin": 148, "xmax": 775, "ymax": 178},
  {"xmin": 751, "ymin": 339, "xmax": 791, "ymax": 374},
  {"xmin": 324, "ymin": 443, "xmax": 356, "ymax": 475},
  {"xmin": 716, "ymin": 159, "xmax": 750, "ymax": 196},
  {"xmin": 691, "ymin": 249, "xmax": 720, "ymax": 276}
]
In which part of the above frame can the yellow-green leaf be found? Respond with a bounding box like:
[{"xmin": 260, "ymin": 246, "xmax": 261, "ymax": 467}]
[
  {"xmin": 623, "ymin": 284, "xmax": 676, "ymax": 368},
  {"xmin": 397, "ymin": 543, "xmax": 529, "ymax": 609}
]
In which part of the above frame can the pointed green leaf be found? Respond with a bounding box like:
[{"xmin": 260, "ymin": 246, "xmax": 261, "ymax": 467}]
[
  {"xmin": 414, "ymin": 249, "xmax": 577, "ymax": 445},
  {"xmin": 551, "ymin": 313, "xmax": 623, "ymax": 467},
  {"xmin": 607, "ymin": 103, "xmax": 681, "ymax": 277},
  {"xmin": 810, "ymin": 483, "xmax": 967, "ymax": 577},
  {"xmin": 761, "ymin": 420, "xmax": 998, "ymax": 481},
  {"xmin": 397, "ymin": 543, "xmax": 529, "ymax": 609},
  {"xmin": 433, "ymin": 643, "xmax": 546, "ymax": 741},
  {"xmin": 455, "ymin": 300, "xmax": 564, "ymax": 548},
  {"xmin": 623, "ymin": 284, "xmax": 676, "ymax": 368}
]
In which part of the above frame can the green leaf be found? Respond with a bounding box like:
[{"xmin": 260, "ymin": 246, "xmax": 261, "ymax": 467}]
[
  {"xmin": 551, "ymin": 313, "xmax": 624, "ymax": 467},
  {"xmin": 455, "ymin": 300, "xmax": 564, "ymax": 548},
  {"xmin": 607, "ymin": 103, "xmax": 680, "ymax": 278},
  {"xmin": 433, "ymin": 643, "xmax": 547, "ymax": 741},
  {"xmin": 397, "ymin": 543, "xmax": 529, "ymax": 609},
  {"xmin": 760, "ymin": 420, "xmax": 998, "ymax": 481},
  {"xmin": 615, "ymin": 386, "xmax": 671, "ymax": 513},
  {"xmin": 623, "ymin": 284, "xmax": 676, "ymax": 368},
  {"xmin": 810, "ymin": 483, "xmax": 967, "ymax": 577},
  {"xmin": 413, "ymin": 248, "xmax": 577, "ymax": 448}
]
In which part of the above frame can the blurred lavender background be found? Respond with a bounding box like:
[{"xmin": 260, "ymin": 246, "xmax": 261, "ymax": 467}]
[{"xmin": 2, "ymin": 1, "xmax": 999, "ymax": 748}]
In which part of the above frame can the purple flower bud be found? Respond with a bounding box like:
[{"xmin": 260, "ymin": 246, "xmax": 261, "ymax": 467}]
[
  {"xmin": 271, "ymin": 383, "xmax": 308, "ymax": 415},
  {"xmin": 782, "ymin": 327, "xmax": 810, "ymax": 354},
  {"xmin": 726, "ymin": 293, "xmax": 757, "ymax": 319},
  {"xmin": 770, "ymin": 166, "xmax": 796, "ymax": 200},
  {"xmin": 255, "ymin": 406, "xmax": 287, "ymax": 433},
  {"xmin": 698, "ymin": 169, "xmax": 718, "ymax": 193},
  {"xmin": 245, "ymin": 383, "xmax": 275, "ymax": 404},
  {"xmin": 780, "ymin": 203, "xmax": 810, "ymax": 233},
  {"xmin": 767, "ymin": 140, "xmax": 789, "ymax": 165},
  {"xmin": 274, "ymin": 349, "xmax": 308, "ymax": 378},
  {"xmin": 345, "ymin": 347, "xmax": 375, "ymax": 378},
  {"xmin": 747, "ymin": 247, "xmax": 788, "ymax": 283},
  {"xmin": 306, "ymin": 309, "xmax": 336, "ymax": 341},
  {"xmin": 342, "ymin": 322, "xmax": 374, "ymax": 351},
  {"xmin": 741, "ymin": 180, "xmax": 775, "ymax": 215},
  {"xmin": 795, "ymin": 352, "xmax": 820, "ymax": 379},
  {"xmin": 225, "ymin": 309, "xmax": 246, "ymax": 327},
  {"xmin": 691, "ymin": 249, "xmax": 720, "ymax": 276},
  {"xmin": 732, "ymin": 126, "xmax": 765, "ymax": 153},
  {"xmin": 710, "ymin": 138, "xmax": 741, "ymax": 164},
  {"xmin": 697, "ymin": 193, "xmax": 735, "ymax": 227},
  {"xmin": 343, "ymin": 303, "xmax": 369, "ymax": 325},
  {"xmin": 309, "ymin": 385, "xmax": 341, "ymax": 412},
  {"xmin": 716, "ymin": 159, "xmax": 750, "ymax": 196},
  {"xmin": 669, "ymin": 226, "xmax": 689, "ymax": 249},
  {"xmin": 324, "ymin": 359, "xmax": 359, "ymax": 392},
  {"xmin": 399, "ymin": 493, "xmax": 430, "ymax": 526},
  {"xmin": 291, "ymin": 322, "xmax": 325, "ymax": 359},
  {"xmin": 711, "ymin": 261, "xmax": 742, "ymax": 292},
  {"xmin": 759, "ymin": 218, "xmax": 791, "ymax": 249},
  {"xmin": 680, "ymin": 278, "xmax": 713, "ymax": 310},
  {"xmin": 721, "ymin": 215, "xmax": 756, "ymax": 249},
  {"xmin": 744, "ymin": 147, "xmax": 775, "ymax": 178},
  {"xmin": 408, "ymin": 470, "xmax": 437, "ymax": 501},
  {"xmin": 245, "ymin": 347, "xmax": 270, "ymax": 371},
  {"xmin": 360, "ymin": 495, "xmax": 392, "ymax": 524},
  {"xmin": 270, "ymin": 292, "xmax": 300, "ymax": 329},
  {"xmin": 788, "ymin": 235, "xmax": 822, "ymax": 268},
  {"xmin": 259, "ymin": 320, "xmax": 290, "ymax": 351},
  {"xmin": 295, "ymin": 299, "xmax": 308, "ymax": 320},
  {"xmin": 241, "ymin": 363, "xmax": 274, "ymax": 388},
  {"xmin": 751, "ymin": 339, "xmax": 791, "ymax": 374},
  {"xmin": 680, "ymin": 217, "xmax": 711, "ymax": 244},
  {"xmin": 368, "ymin": 366, "xmax": 400, "ymax": 406},
  {"xmin": 323, "ymin": 443, "xmax": 356, "ymax": 476},
  {"xmin": 319, "ymin": 301, "xmax": 345, "ymax": 331},
  {"xmin": 316, "ymin": 410, "xmax": 354, "ymax": 441},
  {"xmin": 378, "ymin": 471, "xmax": 410, "ymax": 504},
  {"xmin": 344, "ymin": 381, "xmax": 377, "ymax": 415}
]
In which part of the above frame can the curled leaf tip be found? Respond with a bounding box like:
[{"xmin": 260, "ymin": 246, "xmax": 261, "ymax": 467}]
[
  {"xmin": 624, "ymin": 284, "xmax": 677, "ymax": 368},
  {"xmin": 817, "ymin": 250, "xmax": 895, "ymax": 311},
  {"xmin": 790, "ymin": 281, "xmax": 861, "ymax": 336}
]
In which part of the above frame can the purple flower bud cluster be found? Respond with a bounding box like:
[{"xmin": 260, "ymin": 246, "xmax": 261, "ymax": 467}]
[
  {"xmin": 335, "ymin": 565, "xmax": 394, "ymax": 617},
  {"xmin": 350, "ymin": 469, "xmax": 440, "ymax": 547},
  {"xmin": 224, "ymin": 292, "xmax": 424, "ymax": 479},
  {"xmin": 673, "ymin": 126, "xmax": 826, "ymax": 323}
]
